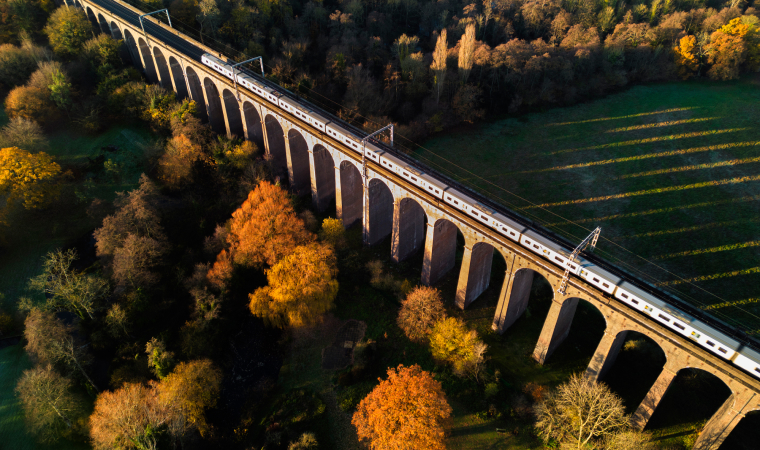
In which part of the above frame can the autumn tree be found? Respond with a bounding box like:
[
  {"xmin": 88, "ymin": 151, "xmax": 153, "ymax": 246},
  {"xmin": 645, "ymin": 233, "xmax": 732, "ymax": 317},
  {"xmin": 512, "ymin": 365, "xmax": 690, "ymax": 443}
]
[
  {"xmin": 89, "ymin": 382, "xmax": 169, "ymax": 450},
  {"xmin": 94, "ymin": 175, "xmax": 168, "ymax": 287},
  {"xmin": 15, "ymin": 364, "xmax": 83, "ymax": 442},
  {"xmin": 220, "ymin": 180, "xmax": 313, "ymax": 268},
  {"xmin": 158, "ymin": 134, "xmax": 210, "ymax": 188},
  {"xmin": 23, "ymin": 309, "xmax": 98, "ymax": 391},
  {"xmin": 674, "ymin": 35, "xmax": 700, "ymax": 79},
  {"xmin": 146, "ymin": 337, "xmax": 175, "ymax": 379},
  {"xmin": 452, "ymin": 84, "xmax": 485, "ymax": 123},
  {"xmin": 706, "ymin": 16, "xmax": 760, "ymax": 80},
  {"xmin": 158, "ymin": 359, "xmax": 222, "ymax": 440},
  {"xmin": 429, "ymin": 317, "xmax": 487, "ymax": 380},
  {"xmin": 431, "ymin": 29, "xmax": 447, "ymax": 105},
  {"xmin": 0, "ymin": 117, "xmax": 49, "ymax": 152},
  {"xmin": 535, "ymin": 373, "xmax": 629, "ymax": 449},
  {"xmin": 352, "ymin": 364, "xmax": 452, "ymax": 450},
  {"xmin": 4, "ymin": 85, "xmax": 59, "ymax": 125},
  {"xmin": 458, "ymin": 23, "xmax": 476, "ymax": 84},
  {"xmin": 0, "ymin": 43, "xmax": 37, "ymax": 87},
  {"xmin": 319, "ymin": 217, "xmax": 346, "ymax": 250},
  {"xmin": 249, "ymin": 242, "xmax": 338, "ymax": 328},
  {"xmin": 29, "ymin": 248, "xmax": 109, "ymax": 320},
  {"xmin": 44, "ymin": 7, "xmax": 91, "ymax": 59},
  {"xmin": 397, "ymin": 286, "xmax": 446, "ymax": 343},
  {"xmin": 0, "ymin": 146, "xmax": 61, "ymax": 226}
]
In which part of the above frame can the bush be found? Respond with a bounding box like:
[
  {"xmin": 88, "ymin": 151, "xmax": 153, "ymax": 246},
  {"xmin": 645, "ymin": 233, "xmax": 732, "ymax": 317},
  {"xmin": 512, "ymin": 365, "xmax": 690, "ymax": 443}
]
[
  {"xmin": 429, "ymin": 317, "xmax": 487, "ymax": 380},
  {"xmin": 5, "ymin": 85, "xmax": 58, "ymax": 126},
  {"xmin": 397, "ymin": 286, "xmax": 446, "ymax": 343},
  {"xmin": 0, "ymin": 117, "xmax": 49, "ymax": 152},
  {"xmin": 0, "ymin": 44, "xmax": 37, "ymax": 88}
]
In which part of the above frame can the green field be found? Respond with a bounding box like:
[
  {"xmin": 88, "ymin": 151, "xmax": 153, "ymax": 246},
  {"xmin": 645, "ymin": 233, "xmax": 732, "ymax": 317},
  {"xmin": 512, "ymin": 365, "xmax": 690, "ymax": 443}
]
[
  {"xmin": 0, "ymin": 113, "xmax": 156, "ymax": 450},
  {"xmin": 417, "ymin": 74, "xmax": 760, "ymax": 334}
]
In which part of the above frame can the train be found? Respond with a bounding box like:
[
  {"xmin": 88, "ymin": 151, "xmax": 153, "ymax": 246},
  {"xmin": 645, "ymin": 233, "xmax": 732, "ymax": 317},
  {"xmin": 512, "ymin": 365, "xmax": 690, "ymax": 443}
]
[{"xmin": 201, "ymin": 53, "xmax": 760, "ymax": 381}]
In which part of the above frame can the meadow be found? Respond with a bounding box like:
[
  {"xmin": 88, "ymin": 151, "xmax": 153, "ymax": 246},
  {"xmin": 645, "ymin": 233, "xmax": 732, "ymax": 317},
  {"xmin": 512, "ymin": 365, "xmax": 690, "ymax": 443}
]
[{"xmin": 417, "ymin": 74, "xmax": 760, "ymax": 335}]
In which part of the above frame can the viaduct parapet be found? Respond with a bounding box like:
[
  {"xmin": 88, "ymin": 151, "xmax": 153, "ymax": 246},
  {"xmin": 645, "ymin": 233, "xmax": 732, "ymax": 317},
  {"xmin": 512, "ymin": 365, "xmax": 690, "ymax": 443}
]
[{"xmin": 71, "ymin": 0, "xmax": 760, "ymax": 446}]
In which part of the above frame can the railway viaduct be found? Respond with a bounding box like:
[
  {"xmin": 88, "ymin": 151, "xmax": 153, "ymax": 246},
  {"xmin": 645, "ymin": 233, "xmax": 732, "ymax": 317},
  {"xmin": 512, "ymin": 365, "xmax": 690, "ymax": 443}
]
[{"xmin": 70, "ymin": 0, "xmax": 760, "ymax": 446}]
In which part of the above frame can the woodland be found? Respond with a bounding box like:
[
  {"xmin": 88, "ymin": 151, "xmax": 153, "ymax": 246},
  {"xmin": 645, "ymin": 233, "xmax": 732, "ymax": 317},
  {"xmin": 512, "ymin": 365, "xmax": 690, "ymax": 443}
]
[{"xmin": 0, "ymin": 0, "xmax": 758, "ymax": 449}]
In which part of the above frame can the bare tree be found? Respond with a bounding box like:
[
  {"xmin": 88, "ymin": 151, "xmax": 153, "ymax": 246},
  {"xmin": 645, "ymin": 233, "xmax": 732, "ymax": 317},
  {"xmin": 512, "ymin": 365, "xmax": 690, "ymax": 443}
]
[
  {"xmin": 15, "ymin": 364, "xmax": 83, "ymax": 442},
  {"xmin": 196, "ymin": 0, "xmax": 221, "ymax": 43},
  {"xmin": 535, "ymin": 373, "xmax": 628, "ymax": 449},
  {"xmin": 112, "ymin": 234, "xmax": 166, "ymax": 289},
  {"xmin": 431, "ymin": 29, "xmax": 448, "ymax": 105},
  {"xmin": 397, "ymin": 286, "xmax": 446, "ymax": 342},
  {"xmin": 29, "ymin": 248, "xmax": 109, "ymax": 320},
  {"xmin": 23, "ymin": 309, "xmax": 98, "ymax": 391},
  {"xmin": 458, "ymin": 23, "xmax": 476, "ymax": 84}
]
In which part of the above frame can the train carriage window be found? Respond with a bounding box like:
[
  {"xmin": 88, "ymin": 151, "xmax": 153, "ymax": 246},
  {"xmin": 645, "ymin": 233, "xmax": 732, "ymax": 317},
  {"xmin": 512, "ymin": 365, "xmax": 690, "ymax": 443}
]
[
  {"xmin": 755, "ymin": 368, "xmax": 760, "ymax": 374},
  {"xmin": 533, "ymin": 245, "xmax": 539, "ymax": 250},
  {"xmin": 621, "ymin": 293, "xmax": 629, "ymax": 299},
  {"xmin": 555, "ymin": 257, "xmax": 563, "ymax": 263},
  {"xmin": 673, "ymin": 322, "xmax": 685, "ymax": 330},
  {"xmin": 706, "ymin": 340, "xmax": 715, "ymax": 347},
  {"xmin": 454, "ymin": 200, "xmax": 459, "ymax": 205},
  {"xmin": 658, "ymin": 314, "xmax": 670, "ymax": 322},
  {"xmin": 631, "ymin": 299, "xmax": 639, "ymax": 305},
  {"xmin": 603, "ymin": 282, "xmax": 610, "ymax": 288},
  {"xmin": 472, "ymin": 212, "xmax": 478, "ymax": 217},
  {"xmin": 435, "ymin": 189, "xmax": 440, "ymax": 194},
  {"xmin": 593, "ymin": 277, "xmax": 600, "ymax": 282},
  {"xmin": 411, "ymin": 177, "xmax": 417, "ymax": 181},
  {"xmin": 718, "ymin": 348, "xmax": 727, "ymax": 354}
]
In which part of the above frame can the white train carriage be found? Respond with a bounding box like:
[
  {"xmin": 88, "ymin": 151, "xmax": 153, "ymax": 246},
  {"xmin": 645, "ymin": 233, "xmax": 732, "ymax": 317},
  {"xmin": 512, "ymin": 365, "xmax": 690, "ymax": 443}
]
[
  {"xmin": 364, "ymin": 141, "xmax": 385, "ymax": 162},
  {"xmin": 202, "ymin": 54, "xmax": 233, "ymax": 79},
  {"xmin": 379, "ymin": 151, "xmax": 404, "ymax": 173},
  {"xmin": 326, "ymin": 122, "xmax": 361, "ymax": 152},
  {"xmin": 308, "ymin": 111, "xmax": 330, "ymax": 132},
  {"xmin": 520, "ymin": 230, "xmax": 580, "ymax": 275},
  {"xmin": 734, "ymin": 346, "xmax": 760, "ymax": 378},
  {"xmin": 493, "ymin": 212, "xmax": 527, "ymax": 243},
  {"xmin": 278, "ymin": 96, "xmax": 300, "ymax": 115},
  {"xmin": 578, "ymin": 262, "xmax": 620, "ymax": 294},
  {"xmin": 237, "ymin": 74, "xmax": 270, "ymax": 101},
  {"xmin": 420, "ymin": 174, "xmax": 446, "ymax": 199},
  {"xmin": 443, "ymin": 187, "xmax": 477, "ymax": 213}
]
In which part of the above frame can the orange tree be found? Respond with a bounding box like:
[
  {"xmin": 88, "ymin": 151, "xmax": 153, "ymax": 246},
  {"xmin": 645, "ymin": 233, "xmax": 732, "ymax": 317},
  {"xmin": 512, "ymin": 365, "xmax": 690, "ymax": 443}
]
[
  {"xmin": 0, "ymin": 146, "xmax": 61, "ymax": 227},
  {"xmin": 352, "ymin": 364, "xmax": 452, "ymax": 450},
  {"xmin": 397, "ymin": 286, "xmax": 446, "ymax": 343}
]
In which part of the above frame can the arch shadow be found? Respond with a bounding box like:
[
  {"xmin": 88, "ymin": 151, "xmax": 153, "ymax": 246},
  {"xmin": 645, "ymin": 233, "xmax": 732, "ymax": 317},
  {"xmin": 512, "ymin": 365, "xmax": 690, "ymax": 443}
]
[
  {"xmin": 168, "ymin": 57, "xmax": 189, "ymax": 99},
  {"xmin": 339, "ymin": 161, "xmax": 362, "ymax": 228},
  {"xmin": 122, "ymin": 29, "xmax": 142, "ymax": 69},
  {"xmin": 287, "ymin": 129, "xmax": 311, "ymax": 195},
  {"xmin": 85, "ymin": 7, "xmax": 99, "ymax": 31},
  {"xmin": 97, "ymin": 13, "xmax": 110, "ymax": 35},
  {"xmin": 137, "ymin": 38, "xmax": 158, "ymax": 83},
  {"xmin": 203, "ymin": 78, "xmax": 226, "ymax": 134},
  {"xmin": 265, "ymin": 114, "xmax": 287, "ymax": 178},
  {"xmin": 222, "ymin": 89, "xmax": 244, "ymax": 138},
  {"xmin": 312, "ymin": 144, "xmax": 336, "ymax": 212},
  {"xmin": 367, "ymin": 178, "xmax": 394, "ymax": 245},
  {"xmin": 721, "ymin": 409, "xmax": 760, "ymax": 449},
  {"xmin": 243, "ymin": 102, "xmax": 265, "ymax": 151},
  {"xmin": 153, "ymin": 47, "xmax": 173, "ymax": 90},
  {"xmin": 392, "ymin": 197, "xmax": 426, "ymax": 262},
  {"xmin": 185, "ymin": 67, "xmax": 208, "ymax": 122}
]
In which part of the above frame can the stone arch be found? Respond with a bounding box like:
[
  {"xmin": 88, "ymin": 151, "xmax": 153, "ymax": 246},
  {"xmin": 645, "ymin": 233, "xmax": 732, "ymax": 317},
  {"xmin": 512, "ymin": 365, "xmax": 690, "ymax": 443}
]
[
  {"xmin": 97, "ymin": 13, "xmax": 110, "ymax": 35},
  {"xmin": 338, "ymin": 160, "xmax": 363, "ymax": 228},
  {"xmin": 720, "ymin": 409, "xmax": 760, "ymax": 449},
  {"xmin": 493, "ymin": 267, "xmax": 550, "ymax": 333},
  {"xmin": 74, "ymin": 0, "xmax": 82, "ymax": 8},
  {"xmin": 311, "ymin": 144, "xmax": 335, "ymax": 212},
  {"xmin": 242, "ymin": 102, "xmax": 265, "ymax": 151},
  {"xmin": 109, "ymin": 21, "xmax": 122, "ymax": 40},
  {"xmin": 392, "ymin": 197, "xmax": 426, "ymax": 262},
  {"xmin": 222, "ymin": 89, "xmax": 244, "ymax": 138},
  {"xmin": 456, "ymin": 241, "xmax": 506, "ymax": 309},
  {"xmin": 422, "ymin": 218, "xmax": 461, "ymax": 286},
  {"xmin": 203, "ymin": 78, "xmax": 226, "ymax": 134},
  {"xmin": 137, "ymin": 38, "xmax": 158, "ymax": 83},
  {"xmin": 533, "ymin": 295, "xmax": 607, "ymax": 365},
  {"xmin": 122, "ymin": 29, "xmax": 142, "ymax": 69},
  {"xmin": 168, "ymin": 57, "xmax": 189, "ymax": 99},
  {"xmin": 366, "ymin": 178, "xmax": 394, "ymax": 245},
  {"xmin": 264, "ymin": 114, "xmax": 287, "ymax": 177},
  {"xmin": 184, "ymin": 67, "xmax": 207, "ymax": 122},
  {"xmin": 85, "ymin": 7, "xmax": 99, "ymax": 31},
  {"xmin": 644, "ymin": 368, "xmax": 732, "ymax": 434},
  {"xmin": 592, "ymin": 330, "xmax": 667, "ymax": 413},
  {"xmin": 152, "ymin": 47, "xmax": 172, "ymax": 90},
  {"xmin": 286, "ymin": 129, "xmax": 311, "ymax": 195}
]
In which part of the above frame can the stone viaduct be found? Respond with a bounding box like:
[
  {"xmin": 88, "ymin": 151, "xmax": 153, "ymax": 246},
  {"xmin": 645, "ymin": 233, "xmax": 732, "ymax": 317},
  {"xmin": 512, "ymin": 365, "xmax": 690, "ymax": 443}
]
[{"xmin": 72, "ymin": 0, "xmax": 760, "ymax": 446}]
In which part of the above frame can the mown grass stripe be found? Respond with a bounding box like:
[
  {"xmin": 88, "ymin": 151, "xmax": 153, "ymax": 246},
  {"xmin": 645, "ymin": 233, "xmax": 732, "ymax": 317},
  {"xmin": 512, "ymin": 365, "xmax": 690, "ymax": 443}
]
[
  {"xmin": 612, "ymin": 217, "xmax": 760, "ymax": 240},
  {"xmin": 605, "ymin": 118, "xmax": 714, "ymax": 133},
  {"xmin": 548, "ymin": 128, "xmax": 747, "ymax": 155},
  {"xmin": 522, "ymin": 175, "xmax": 760, "ymax": 209},
  {"xmin": 545, "ymin": 107, "xmax": 698, "ymax": 126},
  {"xmin": 654, "ymin": 241, "xmax": 760, "ymax": 260},
  {"xmin": 701, "ymin": 298, "xmax": 760, "ymax": 311},
  {"xmin": 617, "ymin": 155, "xmax": 760, "ymax": 180},
  {"xmin": 531, "ymin": 141, "xmax": 760, "ymax": 172},
  {"xmin": 657, "ymin": 267, "xmax": 760, "ymax": 286}
]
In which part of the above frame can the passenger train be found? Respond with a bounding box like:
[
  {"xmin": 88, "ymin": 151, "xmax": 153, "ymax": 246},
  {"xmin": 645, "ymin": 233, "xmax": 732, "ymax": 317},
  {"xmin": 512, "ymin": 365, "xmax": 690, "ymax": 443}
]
[{"xmin": 202, "ymin": 53, "xmax": 760, "ymax": 381}]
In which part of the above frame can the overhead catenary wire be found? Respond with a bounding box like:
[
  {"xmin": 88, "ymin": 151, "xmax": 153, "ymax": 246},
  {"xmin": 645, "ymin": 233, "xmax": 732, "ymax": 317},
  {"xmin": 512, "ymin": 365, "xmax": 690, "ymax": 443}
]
[{"xmin": 120, "ymin": 0, "xmax": 760, "ymax": 332}]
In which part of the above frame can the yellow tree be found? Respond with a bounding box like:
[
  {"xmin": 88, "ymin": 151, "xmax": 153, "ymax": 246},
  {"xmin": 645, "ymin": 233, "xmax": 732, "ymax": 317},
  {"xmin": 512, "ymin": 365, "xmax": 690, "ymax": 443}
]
[
  {"xmin": 673, "ymin": 35, "xmax": 699, "ymax": 79},
  {"xmin": 44, "ymin": 7, "xmax": 92, "ymax": 59},
  {"xmin": 352, "ymin": 364, "xmax": 452, "ymax": 450},
  {"xmin": 158, "ymin": 134, "xmax": 209, "ymax": 188},
  {"xmin": 431, "ymin": 29, "xmax": 448, "ymax": 105},
  {"xmin": 0, "ymin": 146, "xmax": 61, "ymax": 226},
  {"xmin": 249, "ymin": 242, "xmax": 338, "ymax": 328},
  {"xmin": 158, "ymin": 359, "xmax": 222, "ymax": 440},
  {"xmin": 706, "ymin": 16, "xmax": 760, "ymax": 80},
  {"xmin": 458, "ymin": 23, "xmax": 476, "ymax": 84},
  {"xmin": 429, "ymin": 317, "xmax": 487, "ymax": 380}
]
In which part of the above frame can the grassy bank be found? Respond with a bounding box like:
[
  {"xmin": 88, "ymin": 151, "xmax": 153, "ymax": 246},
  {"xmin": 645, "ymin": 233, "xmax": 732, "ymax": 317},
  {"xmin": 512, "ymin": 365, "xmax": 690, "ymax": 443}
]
[{"xmin": 417, "ymin": 74, "xmax": 760, "ymax": 334}]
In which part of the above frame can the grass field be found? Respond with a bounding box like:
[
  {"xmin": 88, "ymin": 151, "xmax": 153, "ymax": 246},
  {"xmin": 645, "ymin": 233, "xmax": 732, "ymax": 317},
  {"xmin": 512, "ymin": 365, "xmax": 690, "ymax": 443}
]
[
  {"xmin": 417, "ymin": 74, "xmax": 760, "ymax": 334},
  {"xmin": 0, "ymin": 113, "xmax": 157, "ymax": 450}
]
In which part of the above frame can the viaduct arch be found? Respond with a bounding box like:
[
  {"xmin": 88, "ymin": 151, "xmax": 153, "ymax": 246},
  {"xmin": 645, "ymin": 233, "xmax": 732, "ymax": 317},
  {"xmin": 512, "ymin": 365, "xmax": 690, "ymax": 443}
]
[{"xmin": 75, "ymin": 2, "xmax": 760, "ymax": 448}]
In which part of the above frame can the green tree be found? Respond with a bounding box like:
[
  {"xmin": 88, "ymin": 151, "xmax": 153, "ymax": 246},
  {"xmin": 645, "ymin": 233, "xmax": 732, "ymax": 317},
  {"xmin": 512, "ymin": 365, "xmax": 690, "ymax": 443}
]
[
  {"xmin": 48, "ymin": 68, "xmax": 72, "ymax": 111},
  {"xmin": 146, "ymin": 337, "xmax": 176, "ymax": 379},
  {"xmin": 44, "ymin": 7, "xmax": 92, "ymax": 59}
]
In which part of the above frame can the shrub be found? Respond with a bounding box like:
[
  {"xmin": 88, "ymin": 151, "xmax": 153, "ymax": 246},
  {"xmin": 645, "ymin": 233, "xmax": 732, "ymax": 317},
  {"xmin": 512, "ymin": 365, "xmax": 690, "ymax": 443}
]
[
  {"xmin": 397, "ymin": 286, "xmax": 446, "ymax": 343},
  {"xmin": 0, "ymin": 117, "xmax": 49, "ymax": 152},
  {"xmin": 5, "ymin": 85, "xmax": 59, "ymax": 126},
  {"xmin": 429, "ymin": 317, "xmax": 487, "ymax": 380},
  {"xmin": 0, "ymin": 44, "xmax": 37, "ymax": 87}
]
